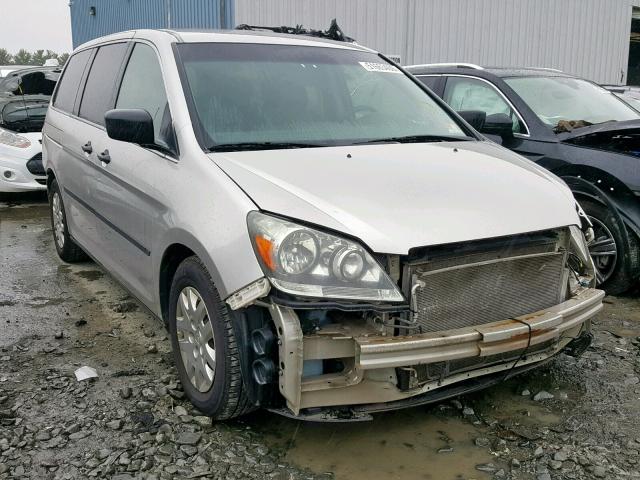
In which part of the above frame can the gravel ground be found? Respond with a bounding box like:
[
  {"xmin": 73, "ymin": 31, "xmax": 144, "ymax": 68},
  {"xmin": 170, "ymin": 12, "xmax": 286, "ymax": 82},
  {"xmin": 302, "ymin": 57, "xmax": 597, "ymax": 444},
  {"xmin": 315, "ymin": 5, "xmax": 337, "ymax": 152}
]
[{"xmin": 1, "ymin": 192, "xmax": 640, "ymax": 480}]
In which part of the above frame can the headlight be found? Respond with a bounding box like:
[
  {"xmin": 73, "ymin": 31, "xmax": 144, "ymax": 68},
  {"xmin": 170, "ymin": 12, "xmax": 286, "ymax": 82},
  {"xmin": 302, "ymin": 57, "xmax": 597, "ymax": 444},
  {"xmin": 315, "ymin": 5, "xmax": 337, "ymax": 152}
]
[
  {"xmin": 247, "ymin": 212, "xmax": 404, "ymax": 302},
  {"xmin": 568, "ymin": 225, "xmax": 596, "ymax": 292},
  {"xmin": 0, "ymin": 127, "xmax": 31, "ymax": 148}
]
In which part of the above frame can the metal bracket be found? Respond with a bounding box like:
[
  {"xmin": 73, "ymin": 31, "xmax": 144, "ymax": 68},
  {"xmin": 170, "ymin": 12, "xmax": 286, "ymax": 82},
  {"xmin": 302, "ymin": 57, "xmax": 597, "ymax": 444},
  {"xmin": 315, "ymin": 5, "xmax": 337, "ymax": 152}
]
[{"xmin": 268, "ymin": 302, "xmax": 303, "ymax": 414}]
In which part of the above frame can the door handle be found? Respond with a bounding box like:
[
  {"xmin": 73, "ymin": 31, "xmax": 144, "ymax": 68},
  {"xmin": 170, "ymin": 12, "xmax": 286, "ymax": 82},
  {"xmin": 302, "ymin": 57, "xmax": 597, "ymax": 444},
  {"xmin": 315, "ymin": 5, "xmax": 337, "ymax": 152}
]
[
  {"xmin": 97, "ymin": 149, "xmax": 111, "ymax": 164},
  {"xmin": 81, "ymin": 141, "xmax": 93, "ymax": 154}
]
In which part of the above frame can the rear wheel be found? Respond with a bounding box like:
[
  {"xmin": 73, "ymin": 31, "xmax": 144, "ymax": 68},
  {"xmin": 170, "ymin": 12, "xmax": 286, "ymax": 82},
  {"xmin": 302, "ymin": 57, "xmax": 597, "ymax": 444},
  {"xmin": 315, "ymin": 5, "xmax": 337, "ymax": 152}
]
[
  {"xmin": 168, "ymin": 256, "xmax": 254, "ymax": 420},
  {"xmin": 48, "ymin": 178, "xmax": 88, "ymax": 263},
  {"xmin": 581, "ymin": 199, "xmax": 640, "ymax": 294}
]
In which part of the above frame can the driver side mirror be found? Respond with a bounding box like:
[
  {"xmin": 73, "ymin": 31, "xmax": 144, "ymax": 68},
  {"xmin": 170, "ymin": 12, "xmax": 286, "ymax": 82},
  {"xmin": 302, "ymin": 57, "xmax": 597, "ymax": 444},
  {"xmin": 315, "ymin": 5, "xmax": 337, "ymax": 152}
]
[
  {"xmin": 457, "ymin": 110, "xmax": 487, "ymax": 131},
  {"xmin": 479, "ymin": 113, "xmax": 514, "ymax": 143},
  {"xmin": 104, "ymin": 109, "xmax": 155, "ymax": 145}
]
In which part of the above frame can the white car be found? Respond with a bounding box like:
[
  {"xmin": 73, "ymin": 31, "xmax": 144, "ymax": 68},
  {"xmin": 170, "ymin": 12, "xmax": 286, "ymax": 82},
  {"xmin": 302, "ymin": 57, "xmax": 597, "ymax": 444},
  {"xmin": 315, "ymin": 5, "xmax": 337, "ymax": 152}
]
[
  {"xmin": 0, "ymin": 65, "xmax": 32, "ymax": 78},
  {"xmin": 0, "ymin": 66, "xmax": 59, "ymax": 192}
]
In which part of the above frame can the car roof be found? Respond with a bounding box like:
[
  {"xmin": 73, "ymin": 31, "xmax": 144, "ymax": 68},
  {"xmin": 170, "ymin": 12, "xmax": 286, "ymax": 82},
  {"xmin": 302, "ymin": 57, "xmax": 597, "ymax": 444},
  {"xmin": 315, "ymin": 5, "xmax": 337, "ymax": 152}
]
[
  {"xmin": 76, "ymin": 28, "xmax": 372, "ymax": 53},
  {"xmin": 2, "ymin": 66, "xmax": 61, "ymax": 76},
  {"xmin": 405, "ymin": 64, "xmax": 575, "ymax": 79}
]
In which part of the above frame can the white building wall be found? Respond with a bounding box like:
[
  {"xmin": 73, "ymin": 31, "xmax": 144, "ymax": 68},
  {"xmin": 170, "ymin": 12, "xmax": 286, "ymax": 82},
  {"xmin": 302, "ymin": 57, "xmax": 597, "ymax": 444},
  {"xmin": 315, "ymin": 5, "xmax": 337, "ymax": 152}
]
[{"xmin": 235, "ymin": 0, "xmax": 640, "ymax": 84}]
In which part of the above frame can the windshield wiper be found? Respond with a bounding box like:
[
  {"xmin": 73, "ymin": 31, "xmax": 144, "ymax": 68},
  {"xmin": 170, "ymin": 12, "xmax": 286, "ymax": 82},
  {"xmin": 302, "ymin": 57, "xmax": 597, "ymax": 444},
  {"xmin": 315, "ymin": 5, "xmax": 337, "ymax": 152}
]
[
  {"xmin": 207, "ymin": 142, "xmax": 323, "ymax": 152},
  {"xmin": 352, "ymin": 134, "xmax": 473, "ymax": 145}
]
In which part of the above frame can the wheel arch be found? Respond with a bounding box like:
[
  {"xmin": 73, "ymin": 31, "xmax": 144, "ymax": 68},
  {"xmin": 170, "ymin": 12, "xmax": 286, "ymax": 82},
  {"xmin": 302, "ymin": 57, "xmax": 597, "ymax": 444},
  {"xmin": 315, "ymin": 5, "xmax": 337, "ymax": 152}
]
[
  {"xmin": 46, "ymin": 167, "xmax": 56, "ymax": 189},
  {"xmin": 158, "ymin": 243, "xmax": 196, "ymax": 324},
  {"xmin": 556, "ymin": 165, "xmax": 640, "ymax": 239},
  {"xmin": 157, "ymin": 230, "xmax": 245, "ymax": 325}
]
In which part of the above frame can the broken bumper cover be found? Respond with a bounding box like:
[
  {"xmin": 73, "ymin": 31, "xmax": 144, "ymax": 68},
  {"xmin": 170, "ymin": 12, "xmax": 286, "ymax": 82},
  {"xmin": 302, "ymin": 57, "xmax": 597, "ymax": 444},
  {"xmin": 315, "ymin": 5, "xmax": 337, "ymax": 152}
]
[
  {"xmin": 272, "ymin": 287, "xmax": 603, "ymax": 418},
  {"xmin": 356, "ymin": 287, "xmax": 604, "ymax": 370}
]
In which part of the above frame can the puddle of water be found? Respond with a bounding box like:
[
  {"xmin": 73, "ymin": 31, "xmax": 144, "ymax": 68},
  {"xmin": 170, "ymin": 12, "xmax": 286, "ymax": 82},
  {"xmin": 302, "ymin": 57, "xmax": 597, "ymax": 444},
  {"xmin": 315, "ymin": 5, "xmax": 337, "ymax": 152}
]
[
  {"xmin": 251, "ymin": 407, "xmax": 498, "ymax": 480},
  {"xmin": 472, "ymin": 382, "xmax": 562, "ymax": 427},
  {"xmin": 75, "ymin": 270, "xmax": 104, "ymax": 281}
]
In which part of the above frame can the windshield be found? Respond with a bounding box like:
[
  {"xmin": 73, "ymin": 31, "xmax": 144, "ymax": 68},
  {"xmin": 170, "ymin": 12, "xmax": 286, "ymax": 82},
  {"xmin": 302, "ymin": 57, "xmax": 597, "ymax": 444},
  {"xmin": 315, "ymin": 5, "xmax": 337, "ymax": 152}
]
[
  {"xmin": 505, "ymin": 76, "xmax": 639, "ymax": 132},
  {"xmin": 176, "ymin": 43, "xmax": 468, "ymax": 151},
  {"xmin": 616, "ymin": 93, "xmax": 640, "ymax": 112}
]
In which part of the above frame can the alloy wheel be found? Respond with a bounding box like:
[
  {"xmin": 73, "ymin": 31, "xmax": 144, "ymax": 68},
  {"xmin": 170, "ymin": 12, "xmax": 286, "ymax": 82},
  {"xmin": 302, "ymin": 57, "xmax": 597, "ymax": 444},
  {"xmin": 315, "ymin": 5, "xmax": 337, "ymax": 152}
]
[
  {"xmin": 52, "ymin": 192, "xmax": 65, "ymax": 249},
  {"xmin": 587, "ymin": 215, "xmax": 618, "ymax": 285},
  {"xmin": 175, "ymin": 286, "xmax": 216, "ymax": 392}
]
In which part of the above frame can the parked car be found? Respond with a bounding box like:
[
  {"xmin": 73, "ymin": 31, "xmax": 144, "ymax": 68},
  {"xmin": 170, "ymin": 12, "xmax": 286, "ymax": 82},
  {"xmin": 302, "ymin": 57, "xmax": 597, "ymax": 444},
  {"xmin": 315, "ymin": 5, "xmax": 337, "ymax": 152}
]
[
  {"xmin": 406, "ymin": 64, "xmax": 640, "ymax": 294},
  {"xmin": 602, "ymin": 85, "xmax": 640, "ymax": 111},
  {"xmin": 43, "ymin": 29, "xmax": 602, "ymax": 421},
  {"xmin": 0, "ymin": 65, "xmax": 32, "ymax": 79},
  {"xmin": 0, "ymin": 66, "xmax": 60, "ymax": 193}
]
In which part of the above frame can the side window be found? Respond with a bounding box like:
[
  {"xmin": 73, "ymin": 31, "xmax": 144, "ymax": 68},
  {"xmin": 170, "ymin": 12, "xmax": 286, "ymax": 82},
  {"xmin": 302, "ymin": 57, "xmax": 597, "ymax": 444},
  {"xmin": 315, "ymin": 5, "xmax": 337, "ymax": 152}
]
[
  {"xmin": 443, "ymin": 77, "xmax": 526, "ymax": 134},
  {"xmin": 53, "ymin": 49, "xmax": 92, "ymax": 113},
  {"xmin": 417, "ymin": 75, "xmax": 440, "ymax": 91},
  {"xmin": 78, "ymin": 43, "xmax": 128, "ymax": 125},
  {"xmin": 116, "ymin": 43, "xmax": 172, "ymax": 148}
]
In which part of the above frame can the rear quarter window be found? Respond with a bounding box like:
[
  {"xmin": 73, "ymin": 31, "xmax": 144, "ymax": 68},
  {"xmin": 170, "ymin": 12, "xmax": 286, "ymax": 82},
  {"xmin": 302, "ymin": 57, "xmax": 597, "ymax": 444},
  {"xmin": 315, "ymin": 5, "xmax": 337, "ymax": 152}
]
[{"xmin": 53, "ymin": 49, "xmax": 92, "ymax": 113}]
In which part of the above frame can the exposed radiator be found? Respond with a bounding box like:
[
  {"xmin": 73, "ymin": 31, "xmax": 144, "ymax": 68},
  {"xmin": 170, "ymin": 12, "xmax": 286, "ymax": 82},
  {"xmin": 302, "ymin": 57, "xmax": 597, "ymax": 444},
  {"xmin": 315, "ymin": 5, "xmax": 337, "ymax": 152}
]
[{"xmin": 411, "ymin": 251, "xmax": 566, "ymax": 333}]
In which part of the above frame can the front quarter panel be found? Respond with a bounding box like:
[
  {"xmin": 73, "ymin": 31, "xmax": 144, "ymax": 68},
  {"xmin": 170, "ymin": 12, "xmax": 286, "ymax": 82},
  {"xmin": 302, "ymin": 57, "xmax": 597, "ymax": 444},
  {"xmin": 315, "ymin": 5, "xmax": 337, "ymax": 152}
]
[
  {"xmin": 150, "ymin": 148, "xmax": 264, "ymax": 316},
  {"xmin": 559, "ymin": 143, "xmax": 640, "ymax": 194}
]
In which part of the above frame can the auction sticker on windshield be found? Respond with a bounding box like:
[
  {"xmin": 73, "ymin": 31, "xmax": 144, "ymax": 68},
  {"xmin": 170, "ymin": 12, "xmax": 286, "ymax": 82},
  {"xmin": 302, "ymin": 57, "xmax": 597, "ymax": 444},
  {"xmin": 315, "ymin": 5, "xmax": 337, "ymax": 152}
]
[{"xmin": 359, "ymin": 61, "xmax": 402, "ymax": 73}]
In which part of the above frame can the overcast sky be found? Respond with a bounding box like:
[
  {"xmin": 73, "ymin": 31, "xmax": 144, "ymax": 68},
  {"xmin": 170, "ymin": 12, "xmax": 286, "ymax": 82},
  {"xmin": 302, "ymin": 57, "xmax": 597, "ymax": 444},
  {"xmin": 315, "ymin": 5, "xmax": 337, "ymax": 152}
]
[{"xmin": 1, "ymin": 0, "xmax": 72, "ymax": 54}]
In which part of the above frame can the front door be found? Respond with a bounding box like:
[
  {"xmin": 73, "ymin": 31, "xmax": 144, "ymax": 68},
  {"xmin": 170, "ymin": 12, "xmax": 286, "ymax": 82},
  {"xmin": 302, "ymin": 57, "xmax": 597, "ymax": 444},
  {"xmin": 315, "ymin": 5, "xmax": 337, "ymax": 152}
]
[{"xmin": 84, "ymin": 42, "xmax": 176, "ymax": 305}]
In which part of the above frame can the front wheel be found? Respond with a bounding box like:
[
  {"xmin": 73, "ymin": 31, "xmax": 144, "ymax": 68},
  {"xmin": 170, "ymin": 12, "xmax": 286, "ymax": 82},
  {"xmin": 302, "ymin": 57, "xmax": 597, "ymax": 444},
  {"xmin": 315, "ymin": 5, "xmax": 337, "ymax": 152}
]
[
  {"xmin": 168, "ymin": 256, "xmax": 254, "ymax": 420},
  {"xmin": 581, "ymin": 199, "xmax": 639, "ymax": 294}
]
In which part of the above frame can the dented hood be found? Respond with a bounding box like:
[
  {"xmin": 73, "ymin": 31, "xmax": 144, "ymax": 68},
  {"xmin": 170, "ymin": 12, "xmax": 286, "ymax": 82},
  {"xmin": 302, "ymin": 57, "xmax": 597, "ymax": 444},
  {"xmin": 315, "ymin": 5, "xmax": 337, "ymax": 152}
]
[{"xmin": 210, "ymin": 141, "xmax": 580, "ymax": 254}]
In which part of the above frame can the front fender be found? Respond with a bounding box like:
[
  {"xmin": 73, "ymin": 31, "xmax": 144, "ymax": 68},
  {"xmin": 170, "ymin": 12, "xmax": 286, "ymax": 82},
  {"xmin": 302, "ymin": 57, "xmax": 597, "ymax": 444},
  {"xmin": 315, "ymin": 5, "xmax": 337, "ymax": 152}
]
[
  {"xmin": 154, "ymin": 227, "xmax": 264, "ymax": 305},
  {"xmin": 563, "ymin": 175, "xmax": 640, "ymax": 240}
]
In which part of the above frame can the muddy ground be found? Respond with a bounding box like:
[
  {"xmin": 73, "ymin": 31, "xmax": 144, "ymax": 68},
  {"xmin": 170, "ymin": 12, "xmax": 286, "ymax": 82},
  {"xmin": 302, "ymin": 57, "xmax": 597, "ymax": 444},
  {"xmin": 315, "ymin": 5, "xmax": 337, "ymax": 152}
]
[{"xmin": 1, "ymin": 192, "xmax": 640, "ymax": 480}]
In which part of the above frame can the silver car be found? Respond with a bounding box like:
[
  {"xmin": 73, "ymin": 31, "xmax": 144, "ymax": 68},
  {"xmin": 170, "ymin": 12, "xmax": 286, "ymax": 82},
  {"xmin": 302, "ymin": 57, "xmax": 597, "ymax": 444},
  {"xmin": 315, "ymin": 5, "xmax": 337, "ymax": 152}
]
[{"xmin": 43, "ymin": 29, "xmax": 603, "ymax": 421}]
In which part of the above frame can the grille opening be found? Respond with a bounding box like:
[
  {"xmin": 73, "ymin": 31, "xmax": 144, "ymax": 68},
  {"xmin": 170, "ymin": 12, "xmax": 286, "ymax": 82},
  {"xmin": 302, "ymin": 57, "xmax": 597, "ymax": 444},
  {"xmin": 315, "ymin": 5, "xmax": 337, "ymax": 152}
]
[
  {"xmin": 26, "ymin": 153, "xmax": 44, "ymax": 176},
  {"xmin": 405, "ymin": 229, "xmax": 568, "ymax": 334}
]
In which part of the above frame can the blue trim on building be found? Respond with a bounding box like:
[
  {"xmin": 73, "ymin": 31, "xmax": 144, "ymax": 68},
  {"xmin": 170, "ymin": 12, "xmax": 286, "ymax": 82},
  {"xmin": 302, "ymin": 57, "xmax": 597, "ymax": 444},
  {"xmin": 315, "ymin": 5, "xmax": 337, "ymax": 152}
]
[{"xmin": 70, "ymin": 0, "xmax": 235, "ymax": 48}]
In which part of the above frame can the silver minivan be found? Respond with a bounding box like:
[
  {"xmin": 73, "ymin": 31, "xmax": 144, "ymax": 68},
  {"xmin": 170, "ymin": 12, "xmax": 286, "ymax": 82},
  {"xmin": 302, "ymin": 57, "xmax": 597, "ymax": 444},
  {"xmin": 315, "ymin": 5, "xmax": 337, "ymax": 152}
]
[{"xmin": 43, "ymin": 29, "xmax": 603, "ymax": 421}]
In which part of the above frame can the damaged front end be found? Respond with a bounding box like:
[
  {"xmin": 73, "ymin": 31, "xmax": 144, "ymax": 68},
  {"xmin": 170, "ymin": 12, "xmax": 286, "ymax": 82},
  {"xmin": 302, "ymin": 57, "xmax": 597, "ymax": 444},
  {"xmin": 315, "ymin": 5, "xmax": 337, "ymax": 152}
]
[
  {"xmin": 559, "ymin": 120, "xmax": 640, "ymax": 158},
  {"xmin": 227, "ymin": 215, "xmax": 603, "ymax": 421}
]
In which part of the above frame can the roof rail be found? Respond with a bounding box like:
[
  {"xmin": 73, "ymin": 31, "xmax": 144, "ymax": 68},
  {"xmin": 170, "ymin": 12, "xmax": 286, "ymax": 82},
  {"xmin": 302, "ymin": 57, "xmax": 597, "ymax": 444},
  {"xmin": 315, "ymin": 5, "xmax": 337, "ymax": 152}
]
[
  {"xmin": 406, "ymin": 62, "xmax": 484, "ymax": 70},
  {"xmin": 531, "ymin": 67, "xmax": 564, "ymax": 72},
  {"xmin": 236, "ymin": 19, "xmax": 354, "ymax": 43}
]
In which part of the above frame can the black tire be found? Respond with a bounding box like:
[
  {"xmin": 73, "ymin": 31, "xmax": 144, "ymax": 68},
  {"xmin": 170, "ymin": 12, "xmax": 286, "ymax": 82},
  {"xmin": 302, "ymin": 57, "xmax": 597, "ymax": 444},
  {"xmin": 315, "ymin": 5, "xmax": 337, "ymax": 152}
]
[
  {"xmin": 168, "ymin": 256, "xmax": 254, "ymax": 420},
  {"xmin": 581, "ymin": 198, "xmax": 640, "ymax": 295},
  {"xmin": 48, "ymin": 178, "xmax": 88, "ymax": 263}
]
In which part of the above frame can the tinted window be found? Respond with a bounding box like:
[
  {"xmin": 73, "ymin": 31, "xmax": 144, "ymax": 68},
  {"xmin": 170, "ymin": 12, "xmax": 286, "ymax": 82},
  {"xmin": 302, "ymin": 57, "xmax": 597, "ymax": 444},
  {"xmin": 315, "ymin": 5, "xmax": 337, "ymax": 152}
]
[
  {"xmin": 417, "ymin": 75, "xmax": 440, "ymax": 90},
  {"xmin": 443, "ymin": 77, "xmax": 527, "ymax": 134},
  {"xmin": 79, "ymin": 43, "xmax": 128, "ymax": 125},
  {"xmin": 53, "ymin": 49, "xmax": 92, "ymax": 113},
  {"xmin": 116, "ymin": 43, "xmax": 171, "ymax": 147}
]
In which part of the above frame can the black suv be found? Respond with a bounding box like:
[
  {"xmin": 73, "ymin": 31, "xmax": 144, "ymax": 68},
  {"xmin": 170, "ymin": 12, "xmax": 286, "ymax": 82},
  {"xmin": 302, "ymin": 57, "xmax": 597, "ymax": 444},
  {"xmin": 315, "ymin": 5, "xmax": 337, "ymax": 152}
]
[{"xmin": 406, "ymin": 64, "xmax": 640, "ymax": 293}]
